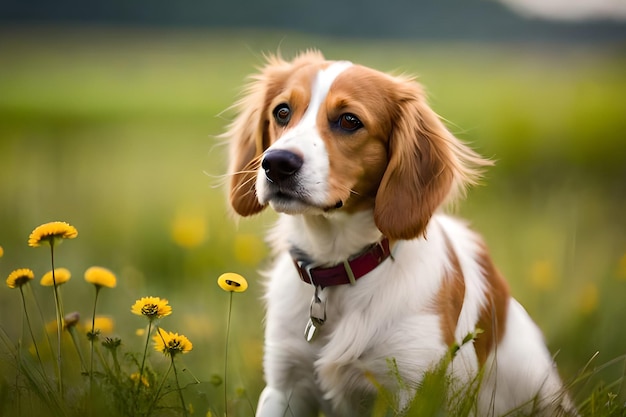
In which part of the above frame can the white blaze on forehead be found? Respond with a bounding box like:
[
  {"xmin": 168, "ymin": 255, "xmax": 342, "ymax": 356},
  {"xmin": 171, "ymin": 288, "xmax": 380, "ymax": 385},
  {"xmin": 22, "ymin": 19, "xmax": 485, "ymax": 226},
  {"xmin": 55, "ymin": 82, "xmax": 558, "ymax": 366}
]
[
  {"xmin": 259, "ymin": 60, "xmax": 353, "ymax": 210},
  {"xmin": 300, "ymin": 60, "xmax": 353, "ymax": 128}
]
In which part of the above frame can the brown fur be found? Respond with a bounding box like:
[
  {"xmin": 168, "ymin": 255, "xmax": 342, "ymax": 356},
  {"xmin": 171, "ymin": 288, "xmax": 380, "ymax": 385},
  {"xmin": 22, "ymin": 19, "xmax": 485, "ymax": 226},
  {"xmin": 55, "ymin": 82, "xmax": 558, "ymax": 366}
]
[
  {"xmin": 438, "ymin": 241, "xmax": 467, "ymax": 347},
  {"xmin": 474, "ymin": 245, "xmax": 511, "ymax": 364}
]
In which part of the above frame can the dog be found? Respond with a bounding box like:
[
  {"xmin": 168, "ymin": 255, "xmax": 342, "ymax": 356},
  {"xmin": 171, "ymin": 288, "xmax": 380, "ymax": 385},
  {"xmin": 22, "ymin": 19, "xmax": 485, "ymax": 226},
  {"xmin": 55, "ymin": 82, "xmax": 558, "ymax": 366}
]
[{"xmin": 225, "ymin": 50, "xmax": 575, "ymax": 416}]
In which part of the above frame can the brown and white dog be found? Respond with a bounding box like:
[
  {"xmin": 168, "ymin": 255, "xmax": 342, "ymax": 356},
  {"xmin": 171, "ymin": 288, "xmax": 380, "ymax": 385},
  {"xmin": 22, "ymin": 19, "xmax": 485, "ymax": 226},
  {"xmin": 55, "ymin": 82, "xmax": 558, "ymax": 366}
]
[{"xmin": 225, "ymin": 51, "xmax": 575, "ymax": 416}]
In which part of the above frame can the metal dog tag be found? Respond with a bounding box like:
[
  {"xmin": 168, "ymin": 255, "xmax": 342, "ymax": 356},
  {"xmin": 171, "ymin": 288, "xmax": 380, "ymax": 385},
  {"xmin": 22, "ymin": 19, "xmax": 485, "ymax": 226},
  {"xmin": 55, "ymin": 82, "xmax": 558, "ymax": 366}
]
[
  {"xmin": 304, "ymin": 287, "xmax": 326, "ymax": 342},
  {"xmin": 304, "ymin": 319, "xmax": 318, "ymax": 342}
]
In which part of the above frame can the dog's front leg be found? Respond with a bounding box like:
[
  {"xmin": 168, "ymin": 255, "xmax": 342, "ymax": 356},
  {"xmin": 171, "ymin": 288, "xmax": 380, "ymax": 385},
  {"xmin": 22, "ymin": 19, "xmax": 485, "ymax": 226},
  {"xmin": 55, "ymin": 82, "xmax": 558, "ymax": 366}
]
[{"xmin": 256, "ymin": 385, "xmax": 319, "ymax": 417}]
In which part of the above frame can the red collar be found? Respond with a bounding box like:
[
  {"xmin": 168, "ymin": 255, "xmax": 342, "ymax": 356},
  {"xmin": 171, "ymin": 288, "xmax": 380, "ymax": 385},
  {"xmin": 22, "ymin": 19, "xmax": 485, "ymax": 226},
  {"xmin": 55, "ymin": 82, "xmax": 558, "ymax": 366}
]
[{"xmin": 294, "ymin": 238, "xmax": 392, "ymax": 288}]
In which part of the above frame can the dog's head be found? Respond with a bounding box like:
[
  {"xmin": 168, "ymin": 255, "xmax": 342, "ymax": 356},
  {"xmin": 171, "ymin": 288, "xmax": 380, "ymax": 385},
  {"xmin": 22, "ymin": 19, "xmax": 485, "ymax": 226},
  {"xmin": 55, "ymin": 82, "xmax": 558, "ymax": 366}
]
[{"xmin": 226, "ymin": 51, "xmax": 489, "ymax": 240}]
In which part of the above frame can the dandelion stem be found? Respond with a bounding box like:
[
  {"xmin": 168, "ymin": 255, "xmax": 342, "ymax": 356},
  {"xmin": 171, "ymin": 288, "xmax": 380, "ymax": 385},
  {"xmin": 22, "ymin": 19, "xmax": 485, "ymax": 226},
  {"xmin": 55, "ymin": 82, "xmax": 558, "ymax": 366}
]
[
  {"xmin": 137, "ymin": 320, "xmax": 153, "ymax": 390},
  {"xmin": 224, "ymin": 291, "xmax": 233, "ymax": 417},
  {"xmin": 19, "ymin": 285, "xmax": 45, "ymax": 376},
  {"xmin": 49, "ymin": 243, "xmax": 64, "ymax": 396},
  {"xmin": 89, "ymin": 286, "xmax": 101, "ymax": 382},
  {"xmin": 147, "ymin": 359, "xmax": 173, "ymax": 416},
  {"xmin": 67, "ymin": 326, "xmax": 87, "ymax": 372},
  {"xmin": 27, "ymin": 283, "xmax": 56, "ymax": 369},
  {"xmin": 109, "ymin": 345, "xmax": 121, "ymax": 376},
  {"xmin": 172, "ymin": 357, "xmax": 188, "ymax": 417},
  {"xmin": 95, "ymin": 343, "xmax": 112, "ymax": 376}
]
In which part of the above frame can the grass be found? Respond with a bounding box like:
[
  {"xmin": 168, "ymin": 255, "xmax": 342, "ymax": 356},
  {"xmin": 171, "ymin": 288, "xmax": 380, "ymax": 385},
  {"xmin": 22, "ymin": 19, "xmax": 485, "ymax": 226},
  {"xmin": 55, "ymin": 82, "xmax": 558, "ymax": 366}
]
[{"xmin": 0, "ymin": 26, "xmax": 625, "ymax": 416}]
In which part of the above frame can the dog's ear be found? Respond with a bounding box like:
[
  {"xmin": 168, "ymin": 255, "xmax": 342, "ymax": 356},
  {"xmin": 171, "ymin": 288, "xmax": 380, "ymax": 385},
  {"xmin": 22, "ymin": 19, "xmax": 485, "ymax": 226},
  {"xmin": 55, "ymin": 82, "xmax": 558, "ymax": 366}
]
[
  {"xmin": 225, "ymin": 57, "xmax": 284, "ymax": 217},
  {"xmin": 374, "ymin": 79, "xmax": 491, "ymax": 240},
  {"xmin": 226, "ymin": 51, "xmax": 328, "ymax": 217}
]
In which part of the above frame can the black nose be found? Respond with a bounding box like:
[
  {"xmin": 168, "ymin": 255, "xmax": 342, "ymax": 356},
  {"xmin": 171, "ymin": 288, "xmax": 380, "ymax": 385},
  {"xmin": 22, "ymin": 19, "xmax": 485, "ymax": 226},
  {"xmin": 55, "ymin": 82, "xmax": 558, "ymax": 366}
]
[{"xmin": 261, "ymin": 149, "xmax": 303, "ymax": 183}]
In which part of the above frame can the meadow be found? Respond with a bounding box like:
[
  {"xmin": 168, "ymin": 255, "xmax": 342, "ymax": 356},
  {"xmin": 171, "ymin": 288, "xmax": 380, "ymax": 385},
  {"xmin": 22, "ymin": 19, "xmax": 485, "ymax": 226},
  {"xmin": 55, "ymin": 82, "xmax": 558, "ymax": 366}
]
[{"xmin": 0, "ymin": 26, "xmax": 625, "ymax": 416}]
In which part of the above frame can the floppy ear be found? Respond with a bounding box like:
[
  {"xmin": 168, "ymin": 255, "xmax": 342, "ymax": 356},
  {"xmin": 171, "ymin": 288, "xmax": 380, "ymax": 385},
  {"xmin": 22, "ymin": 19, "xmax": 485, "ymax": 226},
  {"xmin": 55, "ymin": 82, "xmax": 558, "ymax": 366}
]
[
  {"xmin": 225, "ymin": 51, "xmax": 328, "ymax": 217},
  {"xmin": 225, "ymin": 60, "xmax": 280, "ymax": 217},
  {"xmin": 225, "ymin": 85, "xmax": 266, "ymax": 216},
  {"xmin": 374, "ymin": 79, "xmax": 490, "ymax": 240}
]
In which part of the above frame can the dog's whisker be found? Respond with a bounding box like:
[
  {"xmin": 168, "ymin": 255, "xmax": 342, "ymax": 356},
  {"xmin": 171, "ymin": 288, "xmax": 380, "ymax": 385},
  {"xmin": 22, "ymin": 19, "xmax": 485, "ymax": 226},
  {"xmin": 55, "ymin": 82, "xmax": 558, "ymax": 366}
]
[
  {"xmin": 232, "ymin": 174, "xmax": 260, "ymax": 196},
  {"xmin": 204, "ymin": 169, "xmax": 259, "ymax": 189}
]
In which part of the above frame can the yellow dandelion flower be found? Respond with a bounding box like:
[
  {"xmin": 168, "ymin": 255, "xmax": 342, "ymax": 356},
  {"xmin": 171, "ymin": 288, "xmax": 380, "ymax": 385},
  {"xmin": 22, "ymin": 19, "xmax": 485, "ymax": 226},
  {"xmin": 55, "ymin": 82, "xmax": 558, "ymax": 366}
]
[
  {"xmin": 84, "ymin": 266, "xmax": 117, "ymax": 288},
  {"xmin": 529, "ymin": 260, "xmax": 558, "ymax": 292},
  {"xmin": 0, "ymin": 245, "xmax": 4, "ymax": 258},
  {"xmin": 131, "ymin": 296, "xmax": 172, "ymax": 319},
  {"xmin": 130, "ymin": 372, "xmax": 150, "ymax": 387},
  {"xmin": 136, "ymin": 328, "xmax": 146, "ymax": 337},
  {"xmin": 45, "ymin": 319, "xmax": 60, "ymax": 335},
  {"xmin": 153, "ymin": 328, "xmax": 193, "ymax": 357},
  {"xmin": 28, "ymin": 221, "xmax": 78, "ymax": 247},
  {"xmin": 579, "ymin": 282, "xmax": 599, "ymax": 315},
  {"xmin": 40, "ymin": 268, "xmax": 71, "ymax": 286},
  {"xmin": 170, "ymin": 207, "xmax": 207, "ymax": 249},
  {"xmin": 86, "ymin": 316, "xmax": 115, "ymax": 334},
  {"xmin": 217, "ymin": 272, "xmax": 248, "ymax": 293},
  {"xmin": 6, "ymin": 268, "xmax": 35, "ymax": 289}
]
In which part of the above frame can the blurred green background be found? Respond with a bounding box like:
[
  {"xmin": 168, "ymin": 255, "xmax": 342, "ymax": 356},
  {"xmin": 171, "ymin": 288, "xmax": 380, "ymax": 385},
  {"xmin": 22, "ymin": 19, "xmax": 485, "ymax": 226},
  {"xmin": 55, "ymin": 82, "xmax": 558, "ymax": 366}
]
[{"xmin": 0, "ymin": 9, "xmax": 625, "ymax": 415}]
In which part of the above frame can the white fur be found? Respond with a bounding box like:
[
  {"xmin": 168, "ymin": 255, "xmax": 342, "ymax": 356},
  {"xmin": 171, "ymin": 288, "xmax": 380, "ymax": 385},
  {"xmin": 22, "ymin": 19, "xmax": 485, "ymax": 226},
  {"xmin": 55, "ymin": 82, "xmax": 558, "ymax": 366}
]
[{"xmin": 258, "ymin": 214, "xmax": 572, "ymax": 417}]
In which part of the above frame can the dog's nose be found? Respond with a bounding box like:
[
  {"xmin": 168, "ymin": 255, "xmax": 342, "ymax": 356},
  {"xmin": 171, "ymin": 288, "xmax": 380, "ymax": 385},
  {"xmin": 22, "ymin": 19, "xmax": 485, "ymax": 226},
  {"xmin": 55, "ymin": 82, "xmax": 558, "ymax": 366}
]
[{"xmin": 262, "ymin": 149, "xmax": 303, "ymax": 183}]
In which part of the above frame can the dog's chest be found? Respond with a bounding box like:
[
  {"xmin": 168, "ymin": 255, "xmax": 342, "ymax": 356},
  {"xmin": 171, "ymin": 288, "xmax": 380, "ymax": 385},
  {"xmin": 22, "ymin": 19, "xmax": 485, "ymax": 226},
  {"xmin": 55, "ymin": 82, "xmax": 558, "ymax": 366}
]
[{"xmin": 307, "ymin": 287, "xmax": 449, "ymax": 412}]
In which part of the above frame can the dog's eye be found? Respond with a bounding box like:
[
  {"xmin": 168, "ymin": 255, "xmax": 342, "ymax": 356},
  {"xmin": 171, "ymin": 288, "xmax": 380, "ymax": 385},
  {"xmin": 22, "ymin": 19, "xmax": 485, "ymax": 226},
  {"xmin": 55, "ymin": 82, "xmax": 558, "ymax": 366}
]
[
  {"xmin": 273, "ymin": 103, "xmax": 291, "ymax": 126},
  {"xmin": 338, "ymin": 113, "xmax": 363, "ymax": 132}
]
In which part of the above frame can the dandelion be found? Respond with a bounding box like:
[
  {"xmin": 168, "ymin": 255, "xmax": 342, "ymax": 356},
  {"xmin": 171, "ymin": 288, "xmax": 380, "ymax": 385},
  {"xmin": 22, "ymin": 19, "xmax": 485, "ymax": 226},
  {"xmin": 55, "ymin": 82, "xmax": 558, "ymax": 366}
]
[
  {"xmin": 170, "ymin": 208, "xmax": 207, "ymax": 248},
  {"xmin": 131, "ymin": 296, "xmax": 172, "ymax": 319},
  {"xmin": 153, "ymin": 328, "xmax": 193, "ymax": 357},
  {"xmin": 28, "ymin": 221, "xmax": 78, "ymax": 247},
  {"xmin": 6, "ymin": 268, "xmax": 45, "ymax": 376},
  {"xmin": 150, "ymin": 328, "xmax": 193, "ymax": 417},
  {"xmin": 40, "ymin": 268, "xmax": 71, "ymax": 286},
  {"xmin": 85, "ymin": 267, "xmax": 117, "ymax": 383},
  {"xmin": 218, "ymin": 272, "xmax": 248, "ymax": 417},
  {"xmin": 29, "ymin": 221, "xmax": 77, "ymax": 395},
  {"xmin": 132, "ymin": 296, "xmax": 172, "ymax": 393},
  {"xmin": 88, "ymin": 316, "xmax": 114, "ymax": 335},
  {"xmin": 217, "ymin": 272, "xmax": 248, "ymax": 293},
  {"xmin": 84, "ymin": 266, "xmax": 117, "ymax": 288},
  {"xmin": 0, "ymin": 245, "xmax": 4, "ymax": 257},
  {"xmin": 579, "ymin": 282, "xmax": 599, "ymax": 315},
  {"xmin": 6, "ymin": 268, "xmax": 34, "ymax": 289}
]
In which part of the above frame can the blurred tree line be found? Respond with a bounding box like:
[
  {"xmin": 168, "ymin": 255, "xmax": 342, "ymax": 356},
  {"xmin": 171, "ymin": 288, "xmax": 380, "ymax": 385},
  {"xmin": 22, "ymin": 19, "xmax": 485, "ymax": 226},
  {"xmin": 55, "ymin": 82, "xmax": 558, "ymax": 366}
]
[{"xmin": 1, "ymin": 0, "xmax": 626, "ymax": 42}]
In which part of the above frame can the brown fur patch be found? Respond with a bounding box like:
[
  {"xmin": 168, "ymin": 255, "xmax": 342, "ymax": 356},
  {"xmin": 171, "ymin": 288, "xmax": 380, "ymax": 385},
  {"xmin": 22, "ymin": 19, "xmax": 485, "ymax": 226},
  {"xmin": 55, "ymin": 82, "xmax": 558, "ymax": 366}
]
[
  {"xmin": 474, "ymin": 245, "xmax": 510, "ymax": 365},
  {"xmin": 438, "ymin": 242, "xmax": 467, "ymax": 347}
]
